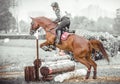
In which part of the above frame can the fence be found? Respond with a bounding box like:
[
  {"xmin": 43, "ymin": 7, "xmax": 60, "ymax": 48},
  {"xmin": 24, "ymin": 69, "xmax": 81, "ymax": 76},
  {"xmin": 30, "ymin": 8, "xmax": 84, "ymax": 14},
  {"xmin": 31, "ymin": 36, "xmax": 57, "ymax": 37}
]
[{"xmin": 0, "ymin": 34, "xmax": 45, "ymax": 39}]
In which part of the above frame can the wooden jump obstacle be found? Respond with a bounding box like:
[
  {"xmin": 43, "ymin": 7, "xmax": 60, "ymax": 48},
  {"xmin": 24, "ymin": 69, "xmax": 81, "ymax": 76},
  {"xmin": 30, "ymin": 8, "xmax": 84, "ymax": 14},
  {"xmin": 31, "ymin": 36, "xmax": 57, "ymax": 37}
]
[
  {"xmin": 40, "ymin": 60, "xmax": 75, "ymax": 81},
  {"xmin": 40, "ymin": 55, "xmax": 71, "ymax": 62},
  {"xmin": 54, "ymin": 69, "xmax": 87, "ymax": 82},
  {"xmin": 24, "ymin": 30, "xmax": 41, "ymax": 81},
  {"xmin": 24, "ymin": 30, "xmax": 75, "ymax": 81}
]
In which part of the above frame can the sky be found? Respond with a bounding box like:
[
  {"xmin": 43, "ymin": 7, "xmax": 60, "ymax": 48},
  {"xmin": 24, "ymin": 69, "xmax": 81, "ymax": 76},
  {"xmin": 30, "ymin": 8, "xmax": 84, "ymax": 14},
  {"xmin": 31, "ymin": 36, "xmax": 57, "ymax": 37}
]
[{"xmin": 12, "ymin": 0, "xmax": 120, "ymax": 22}]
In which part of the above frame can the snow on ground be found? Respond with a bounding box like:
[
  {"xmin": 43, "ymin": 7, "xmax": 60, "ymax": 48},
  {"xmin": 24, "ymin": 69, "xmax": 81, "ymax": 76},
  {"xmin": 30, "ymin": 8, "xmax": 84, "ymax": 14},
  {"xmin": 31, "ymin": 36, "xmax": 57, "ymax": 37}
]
[{"xmin": 0, "ymin": 39, "xmax": 120, "ymax": 84}]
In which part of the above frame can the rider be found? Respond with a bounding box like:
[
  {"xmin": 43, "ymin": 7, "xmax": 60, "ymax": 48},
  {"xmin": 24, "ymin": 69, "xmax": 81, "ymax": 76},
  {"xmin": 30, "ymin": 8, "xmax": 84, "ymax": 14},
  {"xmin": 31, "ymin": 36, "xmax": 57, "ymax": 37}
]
[{"xmin": 51, "ymin": 2, "xmax": 70, "ymax": 44}]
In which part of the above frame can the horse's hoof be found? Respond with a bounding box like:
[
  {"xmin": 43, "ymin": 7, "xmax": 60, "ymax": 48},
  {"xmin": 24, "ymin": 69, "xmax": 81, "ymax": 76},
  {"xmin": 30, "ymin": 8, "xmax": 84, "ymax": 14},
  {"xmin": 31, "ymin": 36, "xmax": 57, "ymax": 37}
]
[
  {"xmin": 48, "ymin": 48, "xmax": 52, "ymax": 52},
  {"xmin": 85, "ymin": 70, "xmax": 91, "ymax": 79},
  {"xmin": 93, "ymin": 76, "xmax": 97, "ymax": 79},
  {"xmin": 41, "ymin": 46, "xmax": 49, "ymax": 51},
  {"xmin": 93, "ymin": 71, "xmax": 97, "ymax": 79},
  {"xmin": 85, "ymin": 76, "xmax": 89, "ymax": 79}
]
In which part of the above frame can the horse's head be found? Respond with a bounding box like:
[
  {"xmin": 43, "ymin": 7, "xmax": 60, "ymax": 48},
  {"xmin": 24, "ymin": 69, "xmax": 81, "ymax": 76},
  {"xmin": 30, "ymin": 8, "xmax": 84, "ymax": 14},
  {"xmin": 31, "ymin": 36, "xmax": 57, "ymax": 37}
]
[
  {"xmin": 30, "ymin": 17, "xmax": 40, "ymax": 35},
  {"xmin": 30, "ymin": 16, "xmax": 56, "ymax": 35}
]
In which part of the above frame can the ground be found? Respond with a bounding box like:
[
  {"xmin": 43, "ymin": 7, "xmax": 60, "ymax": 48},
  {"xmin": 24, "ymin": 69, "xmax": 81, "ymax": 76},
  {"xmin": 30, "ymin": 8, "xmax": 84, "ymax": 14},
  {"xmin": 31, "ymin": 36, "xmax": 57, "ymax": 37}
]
[{"xmin": 0, "ymin": 39, "xmax": 120, "ymax": 84}]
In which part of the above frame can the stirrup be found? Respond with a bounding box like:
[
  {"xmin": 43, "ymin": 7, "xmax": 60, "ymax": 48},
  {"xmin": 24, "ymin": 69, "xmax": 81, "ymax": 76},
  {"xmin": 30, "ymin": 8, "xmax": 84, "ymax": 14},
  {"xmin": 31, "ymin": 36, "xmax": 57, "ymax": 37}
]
[{"xmin": 55, "ymin": 39, "xmax": 61, "ymax": 44}]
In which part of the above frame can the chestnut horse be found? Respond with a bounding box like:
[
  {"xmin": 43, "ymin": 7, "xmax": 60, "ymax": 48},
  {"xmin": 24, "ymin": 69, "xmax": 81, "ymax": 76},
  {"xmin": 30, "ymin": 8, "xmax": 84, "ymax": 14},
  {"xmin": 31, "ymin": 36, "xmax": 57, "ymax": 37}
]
[
  {"xmin": 30, "ymin": 16, "xmax": 109, "ymax": 79},
  {"xmin": 89, "ymin": 39, "xmax": 109, "ymax": 62}
]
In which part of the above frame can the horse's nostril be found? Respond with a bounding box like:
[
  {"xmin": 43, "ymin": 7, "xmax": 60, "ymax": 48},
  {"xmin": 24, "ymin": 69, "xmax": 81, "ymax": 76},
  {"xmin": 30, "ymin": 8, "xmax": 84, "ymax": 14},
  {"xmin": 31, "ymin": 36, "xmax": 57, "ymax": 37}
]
[{"xmin": 30, "ymin": 31, "xmax": 33, "ymax": 35}]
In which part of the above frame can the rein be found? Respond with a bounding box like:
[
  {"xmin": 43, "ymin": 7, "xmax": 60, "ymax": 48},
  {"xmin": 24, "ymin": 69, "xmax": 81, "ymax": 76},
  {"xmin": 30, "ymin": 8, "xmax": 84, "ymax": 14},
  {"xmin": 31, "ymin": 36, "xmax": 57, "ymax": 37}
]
[
  {"xmin": 45, "ymin": 23, "xmax": 57, "ymax": 35},
  {"xmin": 46, "ymin": 27, "xmax": 56, "ymax": 35}
]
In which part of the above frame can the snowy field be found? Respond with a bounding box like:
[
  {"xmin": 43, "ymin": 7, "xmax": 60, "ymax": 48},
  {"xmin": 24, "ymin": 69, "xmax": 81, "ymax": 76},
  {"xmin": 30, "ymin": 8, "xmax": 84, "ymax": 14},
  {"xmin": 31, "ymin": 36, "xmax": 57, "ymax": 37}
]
[{"xmin": 0, "ymin": 39, "xmax": 120, "ymax": 84}]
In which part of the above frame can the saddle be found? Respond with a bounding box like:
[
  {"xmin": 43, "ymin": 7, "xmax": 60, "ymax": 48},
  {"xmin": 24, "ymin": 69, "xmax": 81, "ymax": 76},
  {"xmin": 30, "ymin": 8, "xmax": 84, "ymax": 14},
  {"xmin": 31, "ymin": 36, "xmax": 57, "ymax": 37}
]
[
  {"xmin": 61, "ymin": 32, "xmax": 70, "ymax": 41},
  {"xmin": 61, "ymin": 28, "xmax": 75, "ymax": 41},
  {"xmin": 55, "ymin": 27, "xmax": 75, "ymax": 41}
]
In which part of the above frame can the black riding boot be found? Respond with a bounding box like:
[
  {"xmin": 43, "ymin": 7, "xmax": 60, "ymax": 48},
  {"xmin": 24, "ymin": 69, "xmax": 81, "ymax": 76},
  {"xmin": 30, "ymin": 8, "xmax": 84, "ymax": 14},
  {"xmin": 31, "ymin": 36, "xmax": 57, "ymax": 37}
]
[{"xmin": 55, "ymin": 30, "xmax": 61, "ymax": 44}]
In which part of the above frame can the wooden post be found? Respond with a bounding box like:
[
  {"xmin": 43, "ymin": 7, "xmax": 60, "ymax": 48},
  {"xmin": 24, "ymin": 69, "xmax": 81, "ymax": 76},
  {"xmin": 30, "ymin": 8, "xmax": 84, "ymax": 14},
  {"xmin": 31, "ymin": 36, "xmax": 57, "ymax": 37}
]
[
  {"xmin": 33, "ymin": 30, "xmax": 41, "ymax": 81},
  {"xmin": 36, "ymin": 39, "xmax": 39, "ymax": 59},
  {"xmin": 24, "ymin": 29, "xmax": 41, "ymax": 81}
]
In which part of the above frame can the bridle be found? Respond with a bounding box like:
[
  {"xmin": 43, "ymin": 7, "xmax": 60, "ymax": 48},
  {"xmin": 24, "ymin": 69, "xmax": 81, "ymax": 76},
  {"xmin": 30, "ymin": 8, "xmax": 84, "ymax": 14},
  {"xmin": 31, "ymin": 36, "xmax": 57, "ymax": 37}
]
[{"xmin": 31, "ymin": 19, "xmax": 57, "ymax": 35}]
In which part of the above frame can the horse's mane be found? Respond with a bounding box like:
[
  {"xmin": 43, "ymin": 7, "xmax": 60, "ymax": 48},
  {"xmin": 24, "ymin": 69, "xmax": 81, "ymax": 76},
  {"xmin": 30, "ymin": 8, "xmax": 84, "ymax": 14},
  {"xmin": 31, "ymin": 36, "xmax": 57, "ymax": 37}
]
[{"xmin": 34, "ymin": 16, "xmax": 52, "ymax": 23}]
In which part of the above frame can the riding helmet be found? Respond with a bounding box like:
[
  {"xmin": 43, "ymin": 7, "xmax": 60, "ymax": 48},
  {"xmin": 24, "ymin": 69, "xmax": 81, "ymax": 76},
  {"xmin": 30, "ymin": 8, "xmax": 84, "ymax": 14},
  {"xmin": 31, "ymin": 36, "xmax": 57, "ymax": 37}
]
[{"xmin": 51, "ymin": 2, "xmax": 59, "ymax": 8}]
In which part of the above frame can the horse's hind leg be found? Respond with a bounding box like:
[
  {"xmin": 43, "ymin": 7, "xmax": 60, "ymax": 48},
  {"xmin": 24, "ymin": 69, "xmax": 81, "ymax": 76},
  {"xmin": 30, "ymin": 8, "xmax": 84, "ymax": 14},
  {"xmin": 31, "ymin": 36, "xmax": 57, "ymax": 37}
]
[
  {"xmin": 86, "ymin": 55, "xmax": 97, "ymax": 79},
  {"xmin": 74, "ymin": 55, "xmax": 91, "ymax": 79}
]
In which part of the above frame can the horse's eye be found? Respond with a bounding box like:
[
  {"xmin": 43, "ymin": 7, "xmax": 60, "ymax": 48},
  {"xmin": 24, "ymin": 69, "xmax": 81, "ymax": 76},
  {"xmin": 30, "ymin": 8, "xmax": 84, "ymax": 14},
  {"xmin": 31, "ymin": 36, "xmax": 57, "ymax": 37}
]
[
  {"xmin": 31, "ymin": 22, "xmax": 33, "ymax": 25},
  {"xmin": 31, "ymin": 21, "xmax": 34, "ymax": 25}
]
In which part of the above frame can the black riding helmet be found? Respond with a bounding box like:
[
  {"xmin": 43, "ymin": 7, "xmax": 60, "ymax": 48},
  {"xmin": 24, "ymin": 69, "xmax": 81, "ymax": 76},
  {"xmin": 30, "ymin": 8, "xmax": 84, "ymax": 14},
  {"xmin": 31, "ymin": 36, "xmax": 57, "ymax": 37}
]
[{"xmin": 51, "ymin": 2, "xmax": 59, "ymax": 8}]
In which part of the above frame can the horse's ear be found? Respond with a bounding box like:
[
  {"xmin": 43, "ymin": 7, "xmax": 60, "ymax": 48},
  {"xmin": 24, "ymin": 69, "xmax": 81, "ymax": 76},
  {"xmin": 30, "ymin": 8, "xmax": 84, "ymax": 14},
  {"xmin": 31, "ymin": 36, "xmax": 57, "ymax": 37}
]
[{"xmin": 30, "ymin": 17, "xmax": 34, "ymax": 20}]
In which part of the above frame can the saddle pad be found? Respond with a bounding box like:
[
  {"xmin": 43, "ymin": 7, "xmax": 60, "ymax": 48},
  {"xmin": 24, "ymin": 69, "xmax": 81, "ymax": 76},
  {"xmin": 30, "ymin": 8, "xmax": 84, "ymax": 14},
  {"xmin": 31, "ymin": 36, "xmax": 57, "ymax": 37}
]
[{"xmin": 61, "ymin": 32, "xmax": 70, "ymax": 41}]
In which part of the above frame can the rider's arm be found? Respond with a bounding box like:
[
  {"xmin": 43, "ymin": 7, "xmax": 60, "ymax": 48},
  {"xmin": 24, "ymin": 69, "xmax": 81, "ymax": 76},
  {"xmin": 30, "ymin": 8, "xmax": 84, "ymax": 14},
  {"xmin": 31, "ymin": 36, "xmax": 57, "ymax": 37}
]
[{"xmin": 54, "ymin": 9, "xmax": 61, "ymax": 23}]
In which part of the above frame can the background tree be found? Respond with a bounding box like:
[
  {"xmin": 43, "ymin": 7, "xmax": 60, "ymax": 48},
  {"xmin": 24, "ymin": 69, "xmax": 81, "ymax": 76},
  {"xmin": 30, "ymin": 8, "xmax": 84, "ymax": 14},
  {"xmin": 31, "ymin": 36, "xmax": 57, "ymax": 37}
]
[
  {"xmin": 19, "ymin": 20, "xmax": 29, "ymax": 33},
  {"xmin": 113, "ymin": 18, "xmax": 120, "ymax": 35},
  {"xmin": 70, "ymin": 16, "xmax": 115, "ymax": 34},
  {"xmin": 95, "ymin": 17, "xmax": 114, "ymax": 32},
  {"xmin": 70, "ymin": 16, "xmax": 90, "ymax": 29},
  {"xmin": 0, "ymin": 0, "xmax": 16, "ymax": 33}
]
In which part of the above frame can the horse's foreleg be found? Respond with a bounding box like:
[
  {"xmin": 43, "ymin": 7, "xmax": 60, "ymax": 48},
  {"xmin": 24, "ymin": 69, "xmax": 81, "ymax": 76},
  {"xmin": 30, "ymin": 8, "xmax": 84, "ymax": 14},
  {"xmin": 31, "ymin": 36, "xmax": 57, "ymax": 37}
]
[{"xmin": 40, "ymin": 41, "xmax": 50, "ymax": 51}]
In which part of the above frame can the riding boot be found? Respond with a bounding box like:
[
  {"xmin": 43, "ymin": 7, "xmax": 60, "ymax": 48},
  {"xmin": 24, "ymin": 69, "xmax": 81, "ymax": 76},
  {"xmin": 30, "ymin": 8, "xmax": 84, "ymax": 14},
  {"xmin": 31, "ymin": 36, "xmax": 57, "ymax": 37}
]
[{"xmin": 55, "ymin": 30, "xmax": 61, "ymax": 44}]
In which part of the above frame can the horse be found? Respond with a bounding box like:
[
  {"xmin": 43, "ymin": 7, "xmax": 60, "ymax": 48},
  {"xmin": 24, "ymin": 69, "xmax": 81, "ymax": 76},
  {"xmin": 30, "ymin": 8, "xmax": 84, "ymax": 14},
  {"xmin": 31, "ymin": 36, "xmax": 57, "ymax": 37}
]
[
  {"xmin": 30, "ymin": 16, "xmax": 109, "ymax": 79},
  {"xmin": 89, "ymin": 39, "xmax": 109, "ymax": 62}
]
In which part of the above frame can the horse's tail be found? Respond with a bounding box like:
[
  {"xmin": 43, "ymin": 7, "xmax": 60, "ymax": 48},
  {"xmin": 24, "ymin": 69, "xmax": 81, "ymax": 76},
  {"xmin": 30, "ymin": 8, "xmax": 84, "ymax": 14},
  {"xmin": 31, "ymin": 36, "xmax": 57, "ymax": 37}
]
[{"xmin": 96, "ymin": 41, "xmax": 110, "ymax": 63}]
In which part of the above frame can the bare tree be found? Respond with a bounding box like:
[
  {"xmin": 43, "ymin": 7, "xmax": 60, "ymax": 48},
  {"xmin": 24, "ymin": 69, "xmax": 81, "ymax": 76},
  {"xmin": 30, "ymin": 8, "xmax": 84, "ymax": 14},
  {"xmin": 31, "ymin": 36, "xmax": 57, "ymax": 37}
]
[{"xmin": 0, "ymin": 0, "xmax": 16, "ymax": 33}]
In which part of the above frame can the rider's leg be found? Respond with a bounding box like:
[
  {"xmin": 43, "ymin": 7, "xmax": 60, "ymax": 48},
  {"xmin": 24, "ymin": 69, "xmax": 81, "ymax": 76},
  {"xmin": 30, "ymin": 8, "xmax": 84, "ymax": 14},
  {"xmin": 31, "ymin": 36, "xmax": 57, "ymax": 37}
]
[
  {"xmin": 55, "ymin": 18, "xmax": 70, "ymax": 44},
  {"xmin": 56, "ymin": 28, "xmax": 62, "ymax": 44}
]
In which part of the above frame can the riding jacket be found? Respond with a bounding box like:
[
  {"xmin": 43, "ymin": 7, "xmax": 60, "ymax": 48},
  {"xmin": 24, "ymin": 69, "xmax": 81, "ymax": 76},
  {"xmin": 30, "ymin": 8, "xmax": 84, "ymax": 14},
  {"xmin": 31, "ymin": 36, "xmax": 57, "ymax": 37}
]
[{"xmin": 54, "ymin": 8, "xmax": 70, "ymax": 23}]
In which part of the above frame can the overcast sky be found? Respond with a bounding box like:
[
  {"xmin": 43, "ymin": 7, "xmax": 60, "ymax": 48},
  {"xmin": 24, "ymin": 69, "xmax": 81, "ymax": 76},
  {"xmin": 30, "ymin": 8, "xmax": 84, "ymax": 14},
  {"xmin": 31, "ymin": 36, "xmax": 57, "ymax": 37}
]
[{"xmin": 14, "ymin": 0, "xmax": 120, "ymax": 22}]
